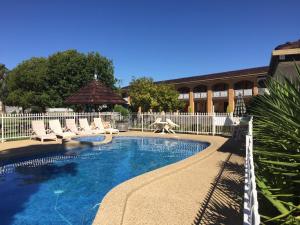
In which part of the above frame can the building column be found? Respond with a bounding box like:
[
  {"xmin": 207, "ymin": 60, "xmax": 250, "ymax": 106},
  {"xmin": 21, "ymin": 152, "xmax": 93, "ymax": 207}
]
[
  {"xmin": 127, "ymin": 96, "xmax": 131, "ymax": 105},
  {"xmin": 253, "ymin": 79, "xmax": 258, "ymax": 96},
  {"xmin": 228, "ymin": 83, "xmax": 235, "ymax": 112},
  {"xmin": 189, "ymin": 90, "xmax": 194, "ymax": 113},
  {"xmin": 207, "ymin": 86, "xmax": 213, "ymax": 113}
]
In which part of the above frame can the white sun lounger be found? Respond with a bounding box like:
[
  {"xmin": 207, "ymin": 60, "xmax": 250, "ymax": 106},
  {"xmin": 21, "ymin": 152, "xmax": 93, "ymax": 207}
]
[
  {"xmin": 94, "ymin": 118, "xmax": 119, "ymax": 134},
  {"xmin": 165, "ymin": 118, "xmax": 180, "ymax": 134},
  {"xmin": 79, "ymin": 118, "xmax": 105, "ymax": 134},
  {"xmin": 149, "ymin": 118, "xmax": 165, "ymax": 133},
  {"xmin": 31, "ymin": 120, "xmax": 57, "ymax": 142},
  {"xmin": 49, "ymin": 119, "xmax": 76, "ymax": 139},
  {"xmin": 65, "ymin": 119, "xmax": 93, "ymax": 135}
]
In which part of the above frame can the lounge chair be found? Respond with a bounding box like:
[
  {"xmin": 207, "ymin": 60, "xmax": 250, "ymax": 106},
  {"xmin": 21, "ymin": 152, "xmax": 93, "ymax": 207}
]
[
  {"xmin": 165, "ymin": 118, "xmax": 179, "ymax": 134},
  {"xmin": 149, "ymin": 118, "xmax": 164, "ymax": 133},
  {"xmin": 79, "ymin": 118, "xmax": 105, "ymax": 134},
  {"xmin": 94, "ymin": 118, "xmax": 119, "ymax": 134},
  {"xmin": 31, "ymin": 120, "xmax": 57, "ymax": 142},
  {"xmin": 49, "ymin": 119, "xmax": 76, "ymax": 139},
  {"xmin": 65, "ymin": 119, "xmax": 93, "ymax": 135}
]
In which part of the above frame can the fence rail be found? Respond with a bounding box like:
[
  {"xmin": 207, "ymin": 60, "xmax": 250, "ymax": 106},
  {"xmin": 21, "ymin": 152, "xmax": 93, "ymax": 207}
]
[
  {"xmin": 0, "ymin": 112, "xmax": 119, "ymax": 142},
  {"xmin": 129, "ymin": 112, "xmax": 238, "ymax": 136},
  {"xmin": 243, "ymin": 117, "xmax": 260, "ymax": 225}
]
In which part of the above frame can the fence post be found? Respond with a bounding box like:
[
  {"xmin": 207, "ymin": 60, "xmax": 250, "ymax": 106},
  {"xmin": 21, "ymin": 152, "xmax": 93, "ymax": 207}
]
[
  {"xmin": 141, "ymin": 113, "xmax": 144, "ymax": 132},
  {"xmin": 248, "ymin": 116, "xmax": 253, "ymax": 136},
  {"xmin": 212, "ymin": 112, "xmax": 216, "ymax": 136},
  {"xmin": 1, "ymin": 114, "xmax": 3, "ymax": 143},
  {"xmin": 196, "ymin": 113, "xmax": 199, "ymax": 135}
]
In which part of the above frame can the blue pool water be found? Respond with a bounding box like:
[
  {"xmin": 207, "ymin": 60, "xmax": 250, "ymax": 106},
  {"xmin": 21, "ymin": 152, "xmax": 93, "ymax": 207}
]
[
  {"xmin": 73, "ymin": 135, "xmax": 105, "ymax": 142},
  {"xmin": 0, "ymin": 137, "xmax": 209, "ymax": 225}
]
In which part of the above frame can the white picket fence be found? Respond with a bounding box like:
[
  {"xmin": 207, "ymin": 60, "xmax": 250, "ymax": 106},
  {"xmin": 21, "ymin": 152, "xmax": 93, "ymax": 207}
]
[
  {"xmin": 129, "ymin": 112, "xmax": 238, "ymax": 135},
  {"xmin": 243, "ymin": 117, "xmax": 260, "ymax": 225},
  {"xmin": 0, "ymin": 112, "xmax": 119, "ymax": 142}
]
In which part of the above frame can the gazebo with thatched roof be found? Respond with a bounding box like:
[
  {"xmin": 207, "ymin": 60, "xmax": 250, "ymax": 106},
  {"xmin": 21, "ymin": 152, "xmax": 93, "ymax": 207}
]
[{"xmin": 65, "ymin": 78, "xmax": 126, "ymax": 111}]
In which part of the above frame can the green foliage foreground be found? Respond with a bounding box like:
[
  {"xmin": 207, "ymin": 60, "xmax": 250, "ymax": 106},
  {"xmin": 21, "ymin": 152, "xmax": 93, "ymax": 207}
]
[
  {"xmin": 128, "ymin": 77, "xmax": 184, "ymax": 112},
  {"xmin": 250, "ymin": 66, "xmax": 300, "ymax": 224}
]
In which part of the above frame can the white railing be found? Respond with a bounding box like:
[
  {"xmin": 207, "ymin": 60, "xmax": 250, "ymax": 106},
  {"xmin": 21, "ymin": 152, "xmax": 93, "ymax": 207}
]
[
  {"xmin": 129, "ymin": 112, "xmax": 238, "ymax": 136},
  {"xmin": 243, "ymin": 117, "xmax": 260, "ymax": 225},
  {"xmin": 0, "ymin": 112, "xmax": 119, "ymax": 142},
  {"xmin": 235, "ymin": 89, "xmax": 253, "ymax": 97},
  {"xmin": 194, "ymin": 92, "xmax": 207, "ymax": 99},
  {"xmin": 178, "ymin": 93, "xmax": 189, "ymax": 100},
  {"xmin": 213, "ymin": 90, "xmax": 228, "ymax": 98}
]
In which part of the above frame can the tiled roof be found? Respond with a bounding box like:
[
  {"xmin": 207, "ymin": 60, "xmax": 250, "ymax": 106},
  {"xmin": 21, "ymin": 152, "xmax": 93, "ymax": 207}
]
[{"xmin": 65, "ymin": 80, "xmax": 126, "ymax": 105}]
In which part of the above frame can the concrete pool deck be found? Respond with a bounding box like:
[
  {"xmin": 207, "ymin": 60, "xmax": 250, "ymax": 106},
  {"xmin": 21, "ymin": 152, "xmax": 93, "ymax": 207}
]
[
  {"xmin": 0, "ymin": 131, "xmax": 244, "ymax": 225},
  {"xmin": 93, "ymin": 132, "xmax": 244, "ymax": 225}
]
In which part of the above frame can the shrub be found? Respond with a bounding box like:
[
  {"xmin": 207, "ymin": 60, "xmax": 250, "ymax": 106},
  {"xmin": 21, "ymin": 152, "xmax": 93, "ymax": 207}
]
[
  {"xmin": 113, "ymin": 105, "xmax": 129, "ymax": 117},
  {"xmin": 250, "ymin": 65, "xmax": 300, "ymax": 224}
]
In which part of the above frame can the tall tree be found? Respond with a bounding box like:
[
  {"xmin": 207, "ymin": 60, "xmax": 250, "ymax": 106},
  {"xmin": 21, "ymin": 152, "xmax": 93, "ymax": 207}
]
[
  {"xmin": 128, "ymin": 77, "xmax": 184, "ymax": 112},
  {"xmin": 46, "ymin": 50, "xmax": 117, "ymax": 107},
  {"xmin": 0, "ymin": 64, "xmax": 9, "ymax": 99},
  {"xmin": 3, "ymin": 50, "xmax": 117, "ymax": 111},
  {"xmin": 4, "ymin": 58, "xmax": 51, "ymax": 110},
  {"xmin": 0, "ymin": 63, "xmax": 8, "ymax": 80}
]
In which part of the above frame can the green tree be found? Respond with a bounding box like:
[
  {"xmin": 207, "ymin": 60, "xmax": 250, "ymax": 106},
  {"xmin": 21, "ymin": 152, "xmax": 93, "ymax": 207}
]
[
  {"xmin": 0, "ymin": 63, "xmax": 9, "ymax": 101},
  {"xmin": 128, "ymin": 77, "xmax": 184, "ymax": 112},
  {"xmin": 0, "ymin": 63, "xmax": 8, "ymax": 80},
  {"xmin": 250, "ymin": 65, "xmax": 300, "ymax": 224},
  {"xmin": 46, "ymin": 50, "xmax": 117, "ymax": 107},
  {"xmin": 3, "ymin": 50, "xmax": 117, "ymax": 111},
  {"xmin": 128, "ymin": 77, "xmax": 156, "ymax": 112},
  {"xmin": 153, "ymin": 83, "xmax": 184, "ymax": 112},
  {"xmin": 4, "ymin": 58, "xmax": 51, "ymax": 110}
]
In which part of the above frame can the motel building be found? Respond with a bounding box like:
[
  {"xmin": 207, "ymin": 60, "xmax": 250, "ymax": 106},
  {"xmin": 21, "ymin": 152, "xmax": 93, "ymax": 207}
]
[{"xmin": 123, "ymin": 39, "xmax": 300, "ymax": 113}]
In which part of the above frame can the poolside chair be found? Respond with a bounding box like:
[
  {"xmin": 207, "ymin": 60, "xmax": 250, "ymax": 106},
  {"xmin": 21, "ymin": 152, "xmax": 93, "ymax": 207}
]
[
  {"xmin": 49, "ymin": 119, "xmax": 76, "ymax": 139},
  {"xmin": 149, "ymin": 118, "xmax": 164, "ymax": 133},
  {"xmin": 31, "ymin": 120, "xmax": 57, "ymax": 142},
  {"xmin": 94, "ymin": 117, "xmax": 119, "ymax": 134},
  {"xmin": 65, "ymin": 119, "xmax": 93, "ymax": 135},
  {"xmin": 165, "ymin": 118, "xmax": 179, "ymax": 134},
  {"xmin": 79, "ymin": 118, "xmax": 105, "ymax": 135}
]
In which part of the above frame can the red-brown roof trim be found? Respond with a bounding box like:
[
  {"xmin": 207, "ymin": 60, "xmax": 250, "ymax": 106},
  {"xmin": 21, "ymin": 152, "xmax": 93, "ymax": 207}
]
[
  {"xmin": 155, "ymin": 66, "xmax": 269, "ymax": 85},
  {"xmin": 275, "ymin": 39, "xmax": 300, "ymax": 50}
]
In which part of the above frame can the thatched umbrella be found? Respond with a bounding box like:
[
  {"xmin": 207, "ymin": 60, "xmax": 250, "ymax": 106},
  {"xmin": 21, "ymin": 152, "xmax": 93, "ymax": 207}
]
[
  {"xmin": 65, "ymin": 80, "xmax": 126, "ymax": 111},
  {"xmin": 234, "ymin": 94, "xmax": 246, "ymax": 117}
]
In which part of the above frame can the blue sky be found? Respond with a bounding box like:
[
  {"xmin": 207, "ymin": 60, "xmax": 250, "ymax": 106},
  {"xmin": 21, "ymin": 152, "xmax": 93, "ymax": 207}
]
[{"xmin": 0, "ymin": 0, "xmax": 299, "ymax": 86}]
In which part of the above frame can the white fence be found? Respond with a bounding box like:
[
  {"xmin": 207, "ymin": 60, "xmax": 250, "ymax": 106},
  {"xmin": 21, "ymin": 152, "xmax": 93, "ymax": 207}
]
[
  {"xmin": 0, "ymin": 112, "xmax": 118, "ymax": 142},
  {"xmin": 0, "ymin": 112, "xmax": 240, "ymax": 142},
  {"xmin": 243, "ymin": 117, "xmax": 260, "ymax": 225},
  {"xmin": 129, "ymin": 112, "xmax": 238, "ymax": 135}
]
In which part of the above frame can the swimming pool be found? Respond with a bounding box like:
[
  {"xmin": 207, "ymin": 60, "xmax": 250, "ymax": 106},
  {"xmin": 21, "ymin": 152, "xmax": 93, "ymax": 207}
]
[
  {"xmin": 73, "ymin": 135, "xmax": 106, "ymax": 143},
  {"xmin": 0, "ymin": 136, "xmax": 209, "ymax": 225}
]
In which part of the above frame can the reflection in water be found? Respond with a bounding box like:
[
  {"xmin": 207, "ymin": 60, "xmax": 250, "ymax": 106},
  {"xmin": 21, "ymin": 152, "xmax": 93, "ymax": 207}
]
[{"xmin": 15, "ymin": 162, "xmax": 78, "ymax": 185}]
